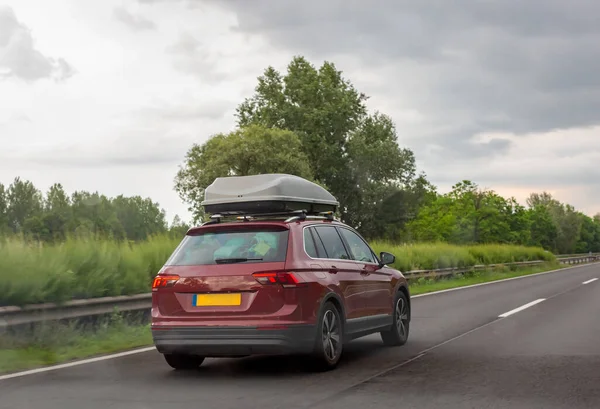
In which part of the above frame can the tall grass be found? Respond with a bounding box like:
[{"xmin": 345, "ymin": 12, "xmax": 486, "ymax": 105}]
[
  {"xmin": 0, "ymin": 235, "xmax": 555, "ymax": 307},
  {"xmin": 370, "ymin": 241, "xmax": 555, "ymax": 272},
  {"xmin": 0, "ymin": 234, "xmax": 180, "ymax": 307}
]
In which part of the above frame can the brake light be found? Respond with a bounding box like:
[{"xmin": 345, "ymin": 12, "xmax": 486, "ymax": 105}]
[
  {"xmin": 152, "ymin": 274, "xmax": 180, "ymax": 290},
  {"xmin": 252, "ymin": 272, "xmax": 302, "ymax": 287}
]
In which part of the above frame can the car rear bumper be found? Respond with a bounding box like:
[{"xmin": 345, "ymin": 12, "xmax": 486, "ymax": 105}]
[{"xmin": 152, "ymin": 325, "xmax": 316, "ymax": 357}]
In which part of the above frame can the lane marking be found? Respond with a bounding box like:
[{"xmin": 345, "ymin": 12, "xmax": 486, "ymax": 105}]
[
  {"xmin": 412, "ymin": 262, "xmax": 600, "ymax": 299},
  {"xmin": 498, "ymin": 299, "xmax": 546, "ymax": 318},
  {"xmin": 583, "ymin": 278, "xmax": 598, "ymax": 285},
  {"xmin": 0, "ymin": 347, "xmax": 157, "ymax": 382}
]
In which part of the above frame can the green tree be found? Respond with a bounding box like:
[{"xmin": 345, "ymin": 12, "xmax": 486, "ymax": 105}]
[
  {"xmin": 574, "ymin": 213, "xmax": 598, "ymax": 253},
  {"xmin": 6, "ymin": 177, "xmax": 43, "ymax": 233},
  {"xmin": 69, "ymin": 191, "xmax": 125, "ymax": 239},
  {"xmin": 0, "ymin": 183, "xmax": 8, "ymax": 235},
  {"xmin": 235, "ymin": 56, "xmax": 425, "ymax": 236},
  {"xmin": 40, "ymin": 183, "xmax": 72, "ymax": 240},
  {"xmin": 407, "ymin": 194, "xmax": 458, "ymax": 242},
  {"xmin": 526, "ymin": 192, "xmax": 582, "ymax": 253},
  {"xmin": 237, "ymin": 57, "xmax": 367, "ymax": 187},
  {"xmin": 168, "ymin": 214, "xmax": 190, "ymax": 238},
  {"xmin": 527, "ymin": 205, "xmax": 558, "ymax": 250},
  {"xmin": 175, "ymin": 124, "xmax": 314, "ymax": 222},
  {"xmin": 408, "ymin": 181, "xmax": 530, "ymax": 245},
  {"xmin": 113, "ymin": 195, "xmax": 167, "ymax": 241}
]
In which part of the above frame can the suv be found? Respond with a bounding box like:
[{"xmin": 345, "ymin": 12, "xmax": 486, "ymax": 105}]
[{"xmin": 151, "ymin": 216, "xmax": 411, "ymax": 370}]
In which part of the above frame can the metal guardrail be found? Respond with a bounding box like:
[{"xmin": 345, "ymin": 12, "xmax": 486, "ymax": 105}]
[
  {"xmin": 1, "ymin": 255, "xmax": 599, "ymax": 329},
  {"xmin": 405, "ymin": 255, "xmax": 600, "ymax": 279}
]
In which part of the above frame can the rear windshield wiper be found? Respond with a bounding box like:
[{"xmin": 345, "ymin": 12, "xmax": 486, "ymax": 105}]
[{"xmin": 214, "ymin": 257, "xmax": 264, "ymax": 264}]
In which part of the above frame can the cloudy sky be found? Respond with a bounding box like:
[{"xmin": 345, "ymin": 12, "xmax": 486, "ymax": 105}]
[{"xmin": 2, "ymin": 0, "xmax": 600, "ymax": 223}]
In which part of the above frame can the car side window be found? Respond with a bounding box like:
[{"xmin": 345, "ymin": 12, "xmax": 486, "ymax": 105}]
[
  {"xmin": 304, "ymin": 228, "xmax": 319, "ymax": 258},
  {"xmin": 338, "ymin": 228, "xmax": 376, "ymax": 263},
  {"xmin": 313, "ymin": 226, "xmax": 350, "ymax": 260}
]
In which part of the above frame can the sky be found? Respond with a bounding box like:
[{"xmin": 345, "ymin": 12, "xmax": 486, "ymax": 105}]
[{"xmin": 1, "ymin": 0, "xmax": 600, "ymax": 224}]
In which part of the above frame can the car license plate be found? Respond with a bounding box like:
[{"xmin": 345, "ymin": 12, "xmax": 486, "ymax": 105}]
[{"xmin": 193, "ymin": 293, "xmax": 241, "ymax": 307}]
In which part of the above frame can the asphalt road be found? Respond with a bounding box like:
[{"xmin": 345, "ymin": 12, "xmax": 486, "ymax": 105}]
[{"xmin": 1, "ymin": 264, "xmax": 599, "ymax": 409}]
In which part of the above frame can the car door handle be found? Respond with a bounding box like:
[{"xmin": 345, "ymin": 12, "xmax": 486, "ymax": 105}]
[
  {"xmin": 329, "ymin": 266, "xmax": 338, "ymax": 274},
  {"xmin": 360, "ymin": 270, "xmax": 370, "ymax": 276}
]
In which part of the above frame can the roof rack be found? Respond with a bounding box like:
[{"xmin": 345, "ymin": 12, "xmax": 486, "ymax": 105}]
[{"xmin": 200, "ymin": 210, "xmax": 337, "ymax": 225}]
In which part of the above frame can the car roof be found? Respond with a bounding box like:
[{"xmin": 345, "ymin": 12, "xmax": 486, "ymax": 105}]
[{"xmin": 186, "ymin": 218, "xmax": 346, "ymax": 235}]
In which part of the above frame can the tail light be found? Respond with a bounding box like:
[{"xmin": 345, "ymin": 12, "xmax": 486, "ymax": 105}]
[
  {"xmin": 152, "ymin": 274, "xmax": 180, "ymax": 291},
  {"xmin": 252, "ymin": 271, "xmax": 304, "ymax": 287}
]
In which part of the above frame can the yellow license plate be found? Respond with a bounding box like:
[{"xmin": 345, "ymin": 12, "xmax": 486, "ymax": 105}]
[{"xmin": 193, "ymin": 293, "xmax": 241, "ymax": 306}]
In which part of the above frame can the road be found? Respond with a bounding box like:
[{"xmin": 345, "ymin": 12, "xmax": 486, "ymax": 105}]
[{"xmin": 1, "ymin": 264, "xmax": 599, "ymax": 409}]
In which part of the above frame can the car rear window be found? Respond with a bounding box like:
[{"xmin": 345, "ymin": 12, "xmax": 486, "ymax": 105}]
[{"xmin": 165, "ymin": 227, "xmax": 289, "ymax": 265}]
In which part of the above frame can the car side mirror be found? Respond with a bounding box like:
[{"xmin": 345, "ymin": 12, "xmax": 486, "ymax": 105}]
[{"xmin": 379, "ymin": 251, "xmax": 395, "ymax": 267}]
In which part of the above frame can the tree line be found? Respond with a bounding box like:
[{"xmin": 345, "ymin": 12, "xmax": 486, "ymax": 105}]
[
  {"xmin": 0, "ymin": 178, "xmax": 188, "ymax": 242},
  {"xmin": 4, "ymin": 56, "xmax": 598, "ymax": 254},
  {"xmin": 174, "ymin": 55, "xmax": 600, "ymax": 254}
]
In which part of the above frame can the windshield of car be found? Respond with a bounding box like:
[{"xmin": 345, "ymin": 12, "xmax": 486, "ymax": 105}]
[{"xmin": 165, "ymin": 228, "xmax": 289, "ymax": 265}]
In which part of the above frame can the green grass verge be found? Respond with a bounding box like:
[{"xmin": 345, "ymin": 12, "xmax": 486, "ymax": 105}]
[
  {"xmin": 408, "ymin": 262, "xmax": 563, "ymax": 295},
  {"xmin": 0, "ymin": 313, "xmax": 152, "ymax": 375},
  {"xmin": 0, "ymin": 234, "xmax": 556, "ymax": 307}
]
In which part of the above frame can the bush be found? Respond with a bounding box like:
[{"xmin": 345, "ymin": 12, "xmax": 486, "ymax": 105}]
[{"xmin": 370, "ymin": 241, "xmax": 555, "ymax": 272}]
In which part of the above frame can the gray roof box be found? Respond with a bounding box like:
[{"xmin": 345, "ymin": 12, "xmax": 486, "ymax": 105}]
[{"xmin": 201, "ymin": 174, "xmax": 339, "ymax": 215}]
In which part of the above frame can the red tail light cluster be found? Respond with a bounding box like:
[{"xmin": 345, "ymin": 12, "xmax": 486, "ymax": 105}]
[
  {"xmin": 152, "ymin": 274, "xmax": 180, "ymax": 290},
  {"xmin": 252, "ymin": 272, "xmax": 303, "ymax": 287}
]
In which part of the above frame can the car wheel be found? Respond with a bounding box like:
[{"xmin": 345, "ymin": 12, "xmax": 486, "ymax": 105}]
[
  {"xmin": 312, "ymin": 301, "xmax": 343, "ymax": 371},
  {"xmin": 163, "ymin": 353, "xmax": 205, "ymax": 370},
  {"xmin": 381, "ymin": 291, "xmax": 410, "ymax": 346}
]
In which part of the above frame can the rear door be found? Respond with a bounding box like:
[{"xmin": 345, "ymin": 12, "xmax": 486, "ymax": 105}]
[
  {"xmin": 310, "ymin": 225, "xmax": 367, "ymax": 321},
  {"xmin": 337, "ymin": 226, "xmax": 394, "ymax": 318}
]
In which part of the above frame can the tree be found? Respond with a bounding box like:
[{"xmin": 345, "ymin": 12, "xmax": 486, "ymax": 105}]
[
  {"xmin": 526, "ymin": 192, "xmax": 582, "ymax": 253},
  {"xmin": 408, "ymin": 181, "xmax": 530, "ymax": 245},
  {"xmin": 235, "ymin": 56, "xmax": 425, "ymax": 236},
  {"xmin": 6, "ymin": 177, "xmax": 43, "ymax": 233},
  {"xmin": 113, "ymin": 195, "xmax": 167, "ymax": 241},
  {"xmin": 69, "ymin": 191, "xmax": 125, "ymax": 239},
  {"xmin": 175, "ymin": 124, "xmax": 314, "ymax": 222},
  {"xmin": 527, "ymin": 204, "xmax": 558, "ymax": 250},
  {"xmin": 40, "ymin": 183, "xmax": 72, "ymax": 240},
  {"xmin": 0, "ymin": 183, "xmax": 8, "ymax": 235},
  {"xmin": 168, "ymin": 215, "xmax": 190, "ymax": 238},
  {"xmin": 237, "ymin": 58, "xmax": 367, "ymax": 187}
]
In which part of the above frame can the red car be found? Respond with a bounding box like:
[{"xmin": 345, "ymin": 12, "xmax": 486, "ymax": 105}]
[{"xmin": 151, "ymin": 175, "xmax": 411, "ymax": 371}]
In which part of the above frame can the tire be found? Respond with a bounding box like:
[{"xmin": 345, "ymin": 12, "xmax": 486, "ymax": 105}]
[
  {"xmin": 381, "ymin": 291, "xmax": 410, "ymax": 346},
  {"xmin": 311, "ymin": 301, "xmax": 343, "ymax": 371},
  {"xmin": 163, "ymin": 353, "xmax": 205, "ymax": 370}
]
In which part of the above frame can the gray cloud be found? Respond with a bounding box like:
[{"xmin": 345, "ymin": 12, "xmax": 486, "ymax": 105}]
[
  {"xmin": 165, "ymin": 32, "xmax": 228, "ymax": 81},
  {"xmin": 10, "ymin": 131, "xmax": 193, "ymax": 168},
  {"xmin": 113, "ymin": 7, "xmax": 157, "ymax": 31},
  {"xmin": 192, "ymin": 0, "xmax": 600, "ymax": 158},
  {"xmin": 132, "ymin": 98, "xmax": 235, "ymax": 121},
  {"xmin": 0, "ymin": 6, "xmax": 74, "ymax": 82}
]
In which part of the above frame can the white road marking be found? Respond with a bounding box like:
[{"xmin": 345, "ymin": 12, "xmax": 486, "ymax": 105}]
[
  {"xmin": 498, "ymin": 299, "xmax": 546, "ymax": 318},
  {"xmin": 582, "ymin": 278, "xmax": 598, "ymax": 284},
  {"xmin": 0, "ymin": 347, "xmax": 157, "ymax": 382},
  {"xmin": 412, "ymin": 262, "xmax": 600, "ymax": 299}
]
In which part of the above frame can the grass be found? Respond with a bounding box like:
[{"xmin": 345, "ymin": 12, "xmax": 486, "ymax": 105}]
[
  {"xmin": 0, "ymin": 312, "xmax": 152, "ymax": 375},
  {"xmin": 0, "ymin": 234, "xmax": 180, "ymax": 307},
  {"xmin": 408, "ymin": 262, "xmax": 563, "ymax": 295},
  {"xmin": 370, "ymin": 241, "xmax": 555, "ymax": 272},
  {"xmin": 0, "ymin": 235, "xmax": 556, "ymax": 307}
]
